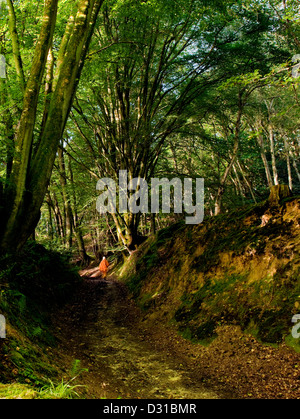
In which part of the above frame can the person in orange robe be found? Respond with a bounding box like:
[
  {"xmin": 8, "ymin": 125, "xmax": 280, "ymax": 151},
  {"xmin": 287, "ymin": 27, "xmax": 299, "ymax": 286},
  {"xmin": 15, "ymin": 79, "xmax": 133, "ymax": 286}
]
[{"xmin": 99, "ymin": 256, "xmax": 109, "ymax": 279}]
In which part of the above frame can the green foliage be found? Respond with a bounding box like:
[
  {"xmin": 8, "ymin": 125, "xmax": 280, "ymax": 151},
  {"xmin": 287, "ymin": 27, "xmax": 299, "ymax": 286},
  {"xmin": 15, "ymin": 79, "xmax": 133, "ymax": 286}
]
[
  {"xmin": 0, "ymin": 379, "xmax": 82, "ymax": 399},
  {"xmin": 37, "ymin": 378, "xmax": 83, "ymax": 399},
  {"xmin": 0, "ymin": 242, "xmax": 81, "ymax": 387},
  {"xmin": 0, "ymin": 242, "xmax": 79, "ymax": 344},
  {"xmin": 18, "ymin": 242, "xmax": 78, "ymax": 298},
  {"xmin": 70, "ymin": 359, "xmax": 88, "ymax": 377},
  {"xmin": 1, "ymin": 0, "xmax": 299, "ymax": 254},
  {"xmin": 125, "ymin": 222, "xmax": 185, "ymax": 298},
  {"xmin": 0, "ymin": 383, "xmax": 37, "ymax": 399}
]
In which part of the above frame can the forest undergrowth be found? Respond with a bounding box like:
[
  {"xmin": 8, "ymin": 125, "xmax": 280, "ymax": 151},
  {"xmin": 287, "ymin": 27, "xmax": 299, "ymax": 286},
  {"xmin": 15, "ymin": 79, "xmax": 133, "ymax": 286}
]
[{"xmin": 0, "ymin": 196, "xmax": 300, "ymax": 399}]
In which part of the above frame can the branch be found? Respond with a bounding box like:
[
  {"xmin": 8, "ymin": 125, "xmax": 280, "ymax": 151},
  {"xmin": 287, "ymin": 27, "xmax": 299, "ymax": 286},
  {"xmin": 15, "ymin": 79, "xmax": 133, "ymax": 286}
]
[{"xmin": 6, "ymin": 0, "xmax": 26, "ymax": 92}]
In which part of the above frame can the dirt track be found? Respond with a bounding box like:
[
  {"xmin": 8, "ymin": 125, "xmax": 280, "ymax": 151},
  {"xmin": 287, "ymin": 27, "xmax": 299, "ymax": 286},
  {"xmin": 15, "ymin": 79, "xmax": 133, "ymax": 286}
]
[{"xmin": 53, "ymin": 268, "xmax": 228, "ymax": 399}]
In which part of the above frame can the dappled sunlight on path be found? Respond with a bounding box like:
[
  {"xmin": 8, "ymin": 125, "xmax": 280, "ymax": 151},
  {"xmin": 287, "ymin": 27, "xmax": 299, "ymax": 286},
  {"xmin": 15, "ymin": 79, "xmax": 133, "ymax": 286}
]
[{"xmin": 54, "ymin": 268, "xmax": 226, "ymax": 399}]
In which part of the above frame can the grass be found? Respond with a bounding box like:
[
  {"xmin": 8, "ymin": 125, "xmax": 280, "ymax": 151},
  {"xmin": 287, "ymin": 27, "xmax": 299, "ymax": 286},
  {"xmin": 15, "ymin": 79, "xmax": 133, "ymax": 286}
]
[
  {"xmin": 285, "ymin": 334, "xmax": 300, "ymax": 354},
  {"xmin": 0, "ymin": 378, "xmax": 83, "ymax": 399},
  {"xmin": 0, "ymin": 383, "xmax": 37, "ymax": 399},
  {"xmin": 37, "ymin": 378, "xmax": 83, "ymax": 399}
]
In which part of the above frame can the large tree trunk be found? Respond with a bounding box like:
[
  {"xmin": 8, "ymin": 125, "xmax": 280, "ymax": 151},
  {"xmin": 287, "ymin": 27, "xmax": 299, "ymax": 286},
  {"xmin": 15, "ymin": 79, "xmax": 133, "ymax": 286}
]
[
  {"xmin": 0, "ymin": 0, "xmax": 104, "ymax": 254},
  {"xmin": 268, "ymin": 184, "xmax": 291, "ymax": 206}
]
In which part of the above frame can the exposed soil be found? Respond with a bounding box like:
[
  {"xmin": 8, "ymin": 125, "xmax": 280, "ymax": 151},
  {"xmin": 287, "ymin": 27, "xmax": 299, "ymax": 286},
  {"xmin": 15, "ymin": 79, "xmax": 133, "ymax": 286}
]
[
  {"xmin": 52, "ymin": 268, "xmax": 300, "ymax": 399},
  {"xmin": 52, "ymin": 268, "xmax": 228, "ymax": 399}
]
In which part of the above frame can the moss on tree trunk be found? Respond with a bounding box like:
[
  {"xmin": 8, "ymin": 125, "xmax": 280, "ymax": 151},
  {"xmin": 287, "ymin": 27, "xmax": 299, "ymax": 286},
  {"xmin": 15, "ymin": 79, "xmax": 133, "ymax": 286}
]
[
  {"xmin": 0, "ymin": 0, "xmax": 104, "ymax": 255},
  {"xmin": 268, "ymin": 185, "xmax": 292, "ymax": 206}
]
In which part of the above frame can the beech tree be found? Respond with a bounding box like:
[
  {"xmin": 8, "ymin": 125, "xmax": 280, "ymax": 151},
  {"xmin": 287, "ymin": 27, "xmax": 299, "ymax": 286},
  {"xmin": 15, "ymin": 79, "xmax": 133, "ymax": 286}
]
[
  {"xmin": 70, "ymin": 0, "xmax": 219, "ymax": 249},
  {"xmin": 1, "ymin": 0, "xmax": 298, "ymax": 258},
  {"xmin": 0, "ymin": 0, "xmax": 104, "ymax": 254},
  {"xmin": 67, "ymin": 0, "xmax": 283, "ymax": 248}
]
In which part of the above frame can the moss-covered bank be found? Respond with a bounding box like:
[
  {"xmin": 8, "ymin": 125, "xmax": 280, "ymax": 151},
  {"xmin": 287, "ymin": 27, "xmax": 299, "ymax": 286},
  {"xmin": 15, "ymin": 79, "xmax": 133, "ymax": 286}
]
[
  {"xmin": 0, "ymin": 242, "xmax": 81, "ymax": 398},
  {"xmin": 120, "ymin": 196, "xmax": 300, "ymax": 347}
]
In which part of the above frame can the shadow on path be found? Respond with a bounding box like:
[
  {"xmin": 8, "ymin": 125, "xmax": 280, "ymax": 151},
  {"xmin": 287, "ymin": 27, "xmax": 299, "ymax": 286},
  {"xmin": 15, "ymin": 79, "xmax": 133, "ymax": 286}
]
[{"xmin": 53, "ymin": 269, "xmax": 228, "ymax": 399}]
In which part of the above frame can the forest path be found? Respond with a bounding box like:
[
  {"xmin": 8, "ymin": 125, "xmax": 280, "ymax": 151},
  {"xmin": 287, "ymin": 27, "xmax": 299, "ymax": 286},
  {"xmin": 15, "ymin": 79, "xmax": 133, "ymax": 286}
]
[{"xmin": 53, "ymin": 268, "xmax": 229, "ymax": 399}]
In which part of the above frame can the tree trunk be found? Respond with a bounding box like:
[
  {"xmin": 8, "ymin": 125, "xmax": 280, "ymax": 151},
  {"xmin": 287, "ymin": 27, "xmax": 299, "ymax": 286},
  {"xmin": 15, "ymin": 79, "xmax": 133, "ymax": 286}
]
[
  {"xmin": 268, "ymin": 184, "xmax": 291, "ymax": 206},
  {"xmin": 214, "ymin": 90, "xmax": 245, "ymax": 215},
  {"xmin": 73, "ymin": 221, "xmax": 90, "ymax": 265},
  {"xmin": 0, "ymin": 0, "xmax": 104, "ymax": 255},
  {"xmin": 7, "ymin": 0, "xmax": 26, "ymax": 93},
  {"xmin": 52, "ymin": 192, "xmax": 64, "ymax": 241},
  {"xmin": 45, "ymin": 193, "xmax": 54, "ymax": 241},
  {"xmin": 214, "ymin": 134, "xmax": 240, "ymax": 215},
  {"xmin": 150, "ymin": 213, "xmax": 156, "ymax": 235},
  {"xmin": 268, "ymin": 124, "xmax": 279, "ymax": 186},
  {"xmin": 256, "ymin": 132, "xmax": 273, "ymax": 189},
  {"xmin": 58, "ymin": 147, "xmax": 73, "ymax": 248},
  {"xmin": 283, "ymin": 137, "xmax": 293, "ymax": 191},
  {"xmin": 236, "ymin": 159, "xmax": 257, "ymax": 203},
  {"xmin": 291, "ymin": 153, "xmax": 300, "ymax": 183}
]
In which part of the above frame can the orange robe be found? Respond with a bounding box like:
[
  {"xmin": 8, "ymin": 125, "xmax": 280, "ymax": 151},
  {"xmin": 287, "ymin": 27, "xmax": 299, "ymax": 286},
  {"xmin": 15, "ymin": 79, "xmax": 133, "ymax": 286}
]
[{"xmin": 99, "ymin": 259, "xmax": 109, "ymax": 277}]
